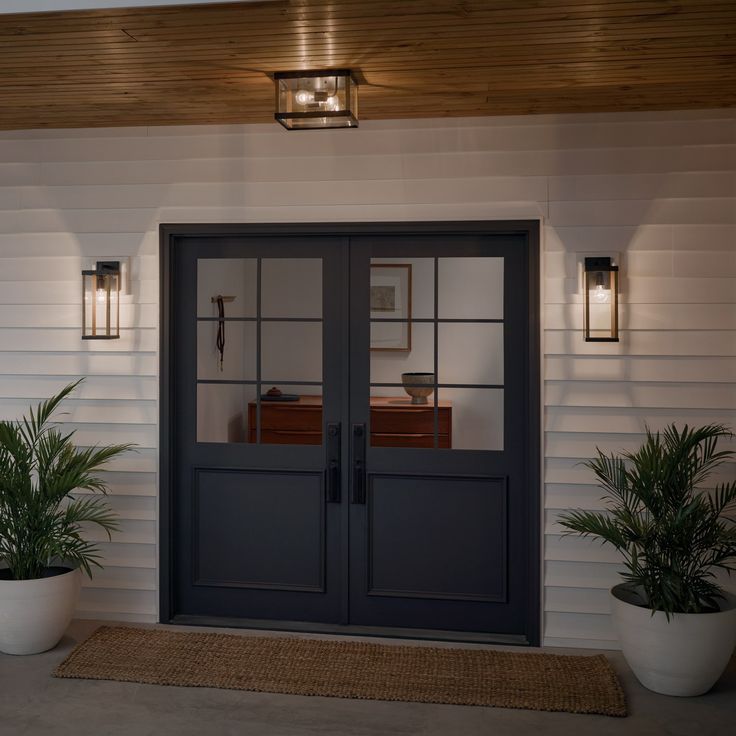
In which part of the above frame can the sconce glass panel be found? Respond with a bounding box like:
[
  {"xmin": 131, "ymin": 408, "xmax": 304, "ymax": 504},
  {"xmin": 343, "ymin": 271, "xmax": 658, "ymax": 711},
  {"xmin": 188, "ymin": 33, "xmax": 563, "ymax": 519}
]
[
  {"xmin": 583, "ymin": 257, "xmax": 619, "ymax": 342},
  {"xmin": 274, "ymin": 69, "xmax": 358, "ymax": 130},
  {"xmin": 82, "ymin": 261, "xmax": 120, "ymax": 339}
]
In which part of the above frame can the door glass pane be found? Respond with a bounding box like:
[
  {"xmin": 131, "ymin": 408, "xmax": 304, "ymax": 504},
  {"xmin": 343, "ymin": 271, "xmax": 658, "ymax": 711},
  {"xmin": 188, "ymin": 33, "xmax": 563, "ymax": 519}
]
[
  {"xmin": 197, "ymin": 258, "xmax": 257, "ymax": 318},
  {"xmin": 371, "ymin": 322, "xmax": 434, "ymax": 384},
  {"xmin": 261, "ymin": 321, "xmax": 322, "ymax": 383},
  {"xmin": 256, "ymin": 384, "xmax": 323, "ymax": 446},
  {"xmin": 197, "ymin": 383, "xmax": 256, "ymax": 443},
  {"xmin": 197, "ymin": 321, "xmax": 256, "ymax": 381},
  {"xmin": 370, "ymin": 320, "xmax": 411, "ymax": 352},
  {"xmin": 369, "ymin": 385, "xmax": 439, "ymax": 449},
  {"xmin": 438, "ymin": 257, "xmax": 503, "ymax": 319},
  {"xmin": 370, "ymin": 258, "xmax": 433, "ymax": 319},
  {"xmin": 438, "ymin": 322, "xmax": 503, "ymax": 385},
  {"xmin": 262, "ymin": 258, "xmax": 322, "ymax": 319},
  {"xmin": 436, "ymin": 387, "xmax": 503, "ymax": 451}
]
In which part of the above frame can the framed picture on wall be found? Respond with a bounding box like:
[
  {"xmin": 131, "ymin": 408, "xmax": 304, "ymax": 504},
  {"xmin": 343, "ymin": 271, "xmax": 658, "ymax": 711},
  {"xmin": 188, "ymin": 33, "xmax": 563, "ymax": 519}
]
[{"xmin": 370, "ymin": 263, "xmax": 412, "ymax": 351}]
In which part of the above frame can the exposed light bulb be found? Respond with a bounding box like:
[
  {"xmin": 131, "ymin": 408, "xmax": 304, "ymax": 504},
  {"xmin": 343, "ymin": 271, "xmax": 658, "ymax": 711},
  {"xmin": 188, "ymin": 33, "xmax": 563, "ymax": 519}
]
[
  {"xmin": 592, "ymin": 271, "xmax": 610, "ymax": 303},
  {"xmin": 96, "ymin": 288, "xmax": 106, "ymax": 304},
  {"xmin": 594, "ymin": 284, "xmax": 608, "ymax": 302},
  {"xmin": 294, "ymin": 89, "xmax": 312, "ymax": 105},
  {"xmin": 325, "ymin": 94, "xmax": 340, "ymax": 110}
]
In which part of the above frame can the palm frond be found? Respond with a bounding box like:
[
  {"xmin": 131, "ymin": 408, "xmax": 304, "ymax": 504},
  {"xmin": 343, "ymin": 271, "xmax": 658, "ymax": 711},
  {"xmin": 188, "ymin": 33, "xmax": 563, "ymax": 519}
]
[
  {"xmin": 560, "ymin": 423, "xmax": 736, "ymax": 616},
  {"xmin": 0, "ymin": 380, "xmax": 132, "ymax": 580},
  {"xmin": 558, "ymin": 510, "xmax": 630, "ymax": 551}
]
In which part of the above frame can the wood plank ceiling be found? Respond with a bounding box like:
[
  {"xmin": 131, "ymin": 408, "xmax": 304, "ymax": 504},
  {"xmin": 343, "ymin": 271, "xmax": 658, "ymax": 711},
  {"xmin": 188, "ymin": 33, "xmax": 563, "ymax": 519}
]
[{"xmin": 0, "ymin": 0, "xmax": 735, "ymax": 130}]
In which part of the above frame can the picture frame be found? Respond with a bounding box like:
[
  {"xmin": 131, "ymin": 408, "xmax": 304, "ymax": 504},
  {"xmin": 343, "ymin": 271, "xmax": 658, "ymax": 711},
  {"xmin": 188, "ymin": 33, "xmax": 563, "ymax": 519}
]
[{"xmin": 370, "ymin": 263, "xmax": 412, "ymax": 351}]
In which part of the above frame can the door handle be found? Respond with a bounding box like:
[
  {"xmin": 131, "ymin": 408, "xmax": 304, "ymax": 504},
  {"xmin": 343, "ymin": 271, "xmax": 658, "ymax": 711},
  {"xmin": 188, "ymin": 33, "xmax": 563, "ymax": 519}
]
[
  {"xmin": 326, "ymin": 422, "xmax": 341, "ymax": 503},
  {"xmin": 352, "ymin": 423, "xmax": 366, "ymax": 504}
]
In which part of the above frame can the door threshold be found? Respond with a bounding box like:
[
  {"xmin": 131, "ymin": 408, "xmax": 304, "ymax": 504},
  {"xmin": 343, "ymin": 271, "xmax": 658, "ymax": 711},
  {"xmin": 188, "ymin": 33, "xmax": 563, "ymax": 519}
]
[{"xmin": 169, "ymin": 614, "xmax": 530, "ymax": 646}]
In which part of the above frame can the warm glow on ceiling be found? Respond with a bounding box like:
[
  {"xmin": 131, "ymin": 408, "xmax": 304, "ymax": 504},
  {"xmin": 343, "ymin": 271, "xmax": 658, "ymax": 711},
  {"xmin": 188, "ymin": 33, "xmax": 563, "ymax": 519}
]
[{"xmin": 0, "ymin": 0, "xmax": 734, "ymax": 130}]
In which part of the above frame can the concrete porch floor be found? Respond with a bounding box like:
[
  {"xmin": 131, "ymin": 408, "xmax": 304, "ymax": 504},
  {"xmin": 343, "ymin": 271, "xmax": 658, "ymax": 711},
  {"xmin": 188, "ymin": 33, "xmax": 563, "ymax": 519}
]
[{"xmin": 0, "ymin": 619, "xmax": 734, "ymax": 736}]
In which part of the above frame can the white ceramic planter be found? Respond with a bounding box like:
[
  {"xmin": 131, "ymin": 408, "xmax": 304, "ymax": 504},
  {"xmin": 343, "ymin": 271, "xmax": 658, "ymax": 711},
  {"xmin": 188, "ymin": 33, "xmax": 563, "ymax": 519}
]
[
  {"xmin": 611, "ymin": 584, "xmax": 736, "ymax": 696},
  {"xmin": 0, "ymin": 567, "xmax": 81, "ymax": 655}
]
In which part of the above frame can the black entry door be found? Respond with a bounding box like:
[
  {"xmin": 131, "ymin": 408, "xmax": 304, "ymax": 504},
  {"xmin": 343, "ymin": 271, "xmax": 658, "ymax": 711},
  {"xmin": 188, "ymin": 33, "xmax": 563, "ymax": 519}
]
[
  {"xmin": 162, "ymin": 223, "xmax": 539, "ymax": 643},
  {"xmin": 348, "ymin": 234, "xmax": 538, "ymax": 640},
  {"xmin": 168, "ymin": 234, "xmax": 347, "ymax": 624}
]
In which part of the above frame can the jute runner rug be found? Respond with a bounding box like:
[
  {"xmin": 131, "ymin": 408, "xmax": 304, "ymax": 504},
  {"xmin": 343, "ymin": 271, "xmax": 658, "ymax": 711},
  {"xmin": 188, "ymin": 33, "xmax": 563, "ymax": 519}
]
[{"xmin": 54, "ymin": 625, "xmax": 626, "ymax": 717}]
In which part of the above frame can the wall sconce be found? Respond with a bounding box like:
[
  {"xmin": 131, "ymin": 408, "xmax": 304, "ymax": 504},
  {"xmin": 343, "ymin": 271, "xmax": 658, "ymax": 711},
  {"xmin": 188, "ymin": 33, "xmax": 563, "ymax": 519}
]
[
  {"xmin": 82, "ymin": 261, "xmax": 120, "ymax": 339},
  {"xmin": 274, "ymin": 69, "xmax": 358, "ymax": 130},
  {"xmin": 583, "ymin": 257, "xmax": 619, "ymax": 342}
]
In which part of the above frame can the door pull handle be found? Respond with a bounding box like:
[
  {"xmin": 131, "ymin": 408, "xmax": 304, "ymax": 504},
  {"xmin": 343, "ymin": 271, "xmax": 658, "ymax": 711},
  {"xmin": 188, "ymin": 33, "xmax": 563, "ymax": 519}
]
[
  {"xmin": 352, "ymin": 423, "xmax": 366, "ymax": 504},
  {"xmin": 326, "ymin": 422, "xmax": 341, "ymax": 503}
]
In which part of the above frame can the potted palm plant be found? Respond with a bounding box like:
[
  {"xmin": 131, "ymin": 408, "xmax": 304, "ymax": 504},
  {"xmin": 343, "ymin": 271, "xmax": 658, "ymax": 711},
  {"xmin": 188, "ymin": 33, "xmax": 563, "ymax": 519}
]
[
  {"xmin": 559, "ymin": 424, "xmax": 736, "ymax": 696},
  {"xmin": 0, "ymin": 380, "xmax": 131, "ymax": 655}
]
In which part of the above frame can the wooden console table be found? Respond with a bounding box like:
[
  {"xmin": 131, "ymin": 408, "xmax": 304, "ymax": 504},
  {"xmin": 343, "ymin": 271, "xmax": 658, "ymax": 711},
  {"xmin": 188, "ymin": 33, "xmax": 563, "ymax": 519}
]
[{"xmin": 247, "ymin": 396, "xmax": 451, "ymax": 448}]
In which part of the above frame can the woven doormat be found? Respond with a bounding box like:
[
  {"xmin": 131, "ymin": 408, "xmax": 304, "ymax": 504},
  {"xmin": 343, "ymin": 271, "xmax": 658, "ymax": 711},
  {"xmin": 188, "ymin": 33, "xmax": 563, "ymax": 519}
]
[{"xmin": 54, "ymin": 626, "xmax": 626, "ymax": 717}]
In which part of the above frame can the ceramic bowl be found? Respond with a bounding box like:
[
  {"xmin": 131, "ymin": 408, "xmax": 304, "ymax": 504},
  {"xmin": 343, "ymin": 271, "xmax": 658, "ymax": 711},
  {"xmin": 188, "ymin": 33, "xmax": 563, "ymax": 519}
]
[{"xmin": 401, "ymin": 372, "xmax": 435, "ymax": 404}]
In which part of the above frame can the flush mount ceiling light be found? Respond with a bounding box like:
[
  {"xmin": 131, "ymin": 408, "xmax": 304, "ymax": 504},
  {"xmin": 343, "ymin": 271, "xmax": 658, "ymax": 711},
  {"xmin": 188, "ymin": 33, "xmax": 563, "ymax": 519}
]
[{"xmin": 274, "ymin": 70, "xmax": 358, "ymax": 130}]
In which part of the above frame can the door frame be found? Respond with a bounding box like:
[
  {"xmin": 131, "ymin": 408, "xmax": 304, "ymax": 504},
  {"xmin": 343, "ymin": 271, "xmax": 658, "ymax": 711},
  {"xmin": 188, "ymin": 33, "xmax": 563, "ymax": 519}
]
[{"xmin": 159, "ymin": 220, "xmax": 541, "ymax": 644}]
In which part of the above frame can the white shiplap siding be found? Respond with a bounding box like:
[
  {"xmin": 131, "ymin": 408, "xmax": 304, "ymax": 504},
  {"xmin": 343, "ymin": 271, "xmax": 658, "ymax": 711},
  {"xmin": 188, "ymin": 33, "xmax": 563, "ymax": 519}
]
[{"xmin": 0, "ymin": 109, "xmax": 734, "ymax": 644}]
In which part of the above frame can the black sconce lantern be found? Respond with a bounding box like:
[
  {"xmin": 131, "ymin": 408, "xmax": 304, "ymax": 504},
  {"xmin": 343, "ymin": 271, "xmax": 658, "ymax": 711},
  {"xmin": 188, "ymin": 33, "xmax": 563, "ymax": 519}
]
[
  {"xmin": 274, "ymin": 69, "xmax": 358, "ymax": 130},
  {"xmin": 583, "ymin": 257, "xmax": 619, "ymax": 342},
  {"xmin": 82, "ymin": 261, "xmax": 120, "ymax": 339}
]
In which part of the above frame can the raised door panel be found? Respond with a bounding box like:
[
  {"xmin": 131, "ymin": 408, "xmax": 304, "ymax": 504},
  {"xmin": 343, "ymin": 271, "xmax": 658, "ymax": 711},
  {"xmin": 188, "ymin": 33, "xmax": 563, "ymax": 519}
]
[
  {"xmin": 367, "ymin": 474, "xmax": 507, "ymax": 602},
  {"xmin": 194, "ymin": 469, "xmax": 325, "ymax": 592}
]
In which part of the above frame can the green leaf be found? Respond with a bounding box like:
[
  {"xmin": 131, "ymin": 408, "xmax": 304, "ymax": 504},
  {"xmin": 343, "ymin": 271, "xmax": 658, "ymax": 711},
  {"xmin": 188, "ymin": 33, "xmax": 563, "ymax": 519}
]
[
  {"xmin": 560, "ymin": 423, "xmax": 736, "ymax": 615},
  {"xmin": 0, "ymin": 380, "xmax": 133, "ymax": 580}
]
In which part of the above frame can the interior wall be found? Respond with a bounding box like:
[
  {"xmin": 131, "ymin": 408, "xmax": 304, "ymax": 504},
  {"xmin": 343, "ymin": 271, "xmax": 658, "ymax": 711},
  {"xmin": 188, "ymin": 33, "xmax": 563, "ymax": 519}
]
[{"xmin": 0, "ymin": 109, "xmax": 734, "ymax": 645}]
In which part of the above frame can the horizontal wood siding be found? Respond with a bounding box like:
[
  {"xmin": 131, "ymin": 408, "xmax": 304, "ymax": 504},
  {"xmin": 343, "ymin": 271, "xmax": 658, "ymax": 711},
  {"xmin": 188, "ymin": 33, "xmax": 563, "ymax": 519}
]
[{"xmin": 0, "ymin": 108, "xmax": 733, "ymax": 641}]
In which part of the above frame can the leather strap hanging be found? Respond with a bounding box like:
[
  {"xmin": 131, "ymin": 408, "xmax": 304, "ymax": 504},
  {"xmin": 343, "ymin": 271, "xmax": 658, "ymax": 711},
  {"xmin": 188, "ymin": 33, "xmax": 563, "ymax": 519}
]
[{"xmin": 215, "ymin": 295, "xmax": 225, "ymax": 372}]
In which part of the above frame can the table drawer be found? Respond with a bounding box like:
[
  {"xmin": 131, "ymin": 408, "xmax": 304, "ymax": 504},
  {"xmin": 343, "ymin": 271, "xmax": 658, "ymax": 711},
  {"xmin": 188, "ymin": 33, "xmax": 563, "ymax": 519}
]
[
  {"xmin": 248, "ymin": 429, "xmax": 322, "ymax": 445},
  {"xmin": 370, "ymin": 407, "xmax": 450, "ymax": 435},
  {"xmin": 371, "ymin": 433, "xmax": 451, "ymax": 449},
  {"xmin": 251, "ymin": 404, "xmax": 323, "ymax": 432}
]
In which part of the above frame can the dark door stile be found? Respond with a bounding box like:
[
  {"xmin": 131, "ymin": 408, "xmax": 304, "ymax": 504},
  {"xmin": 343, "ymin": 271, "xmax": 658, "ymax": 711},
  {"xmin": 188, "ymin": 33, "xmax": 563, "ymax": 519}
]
[{"xmin": 160, "ymin": 222, "xmax": 540, "ymax": 645}]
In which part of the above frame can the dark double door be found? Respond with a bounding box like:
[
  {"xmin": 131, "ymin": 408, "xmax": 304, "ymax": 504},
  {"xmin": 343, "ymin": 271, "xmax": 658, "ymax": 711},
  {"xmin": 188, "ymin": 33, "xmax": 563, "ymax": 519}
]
[{"xmin": 162, "ymin": 222, "xmax": 540, "ymax": 643}]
